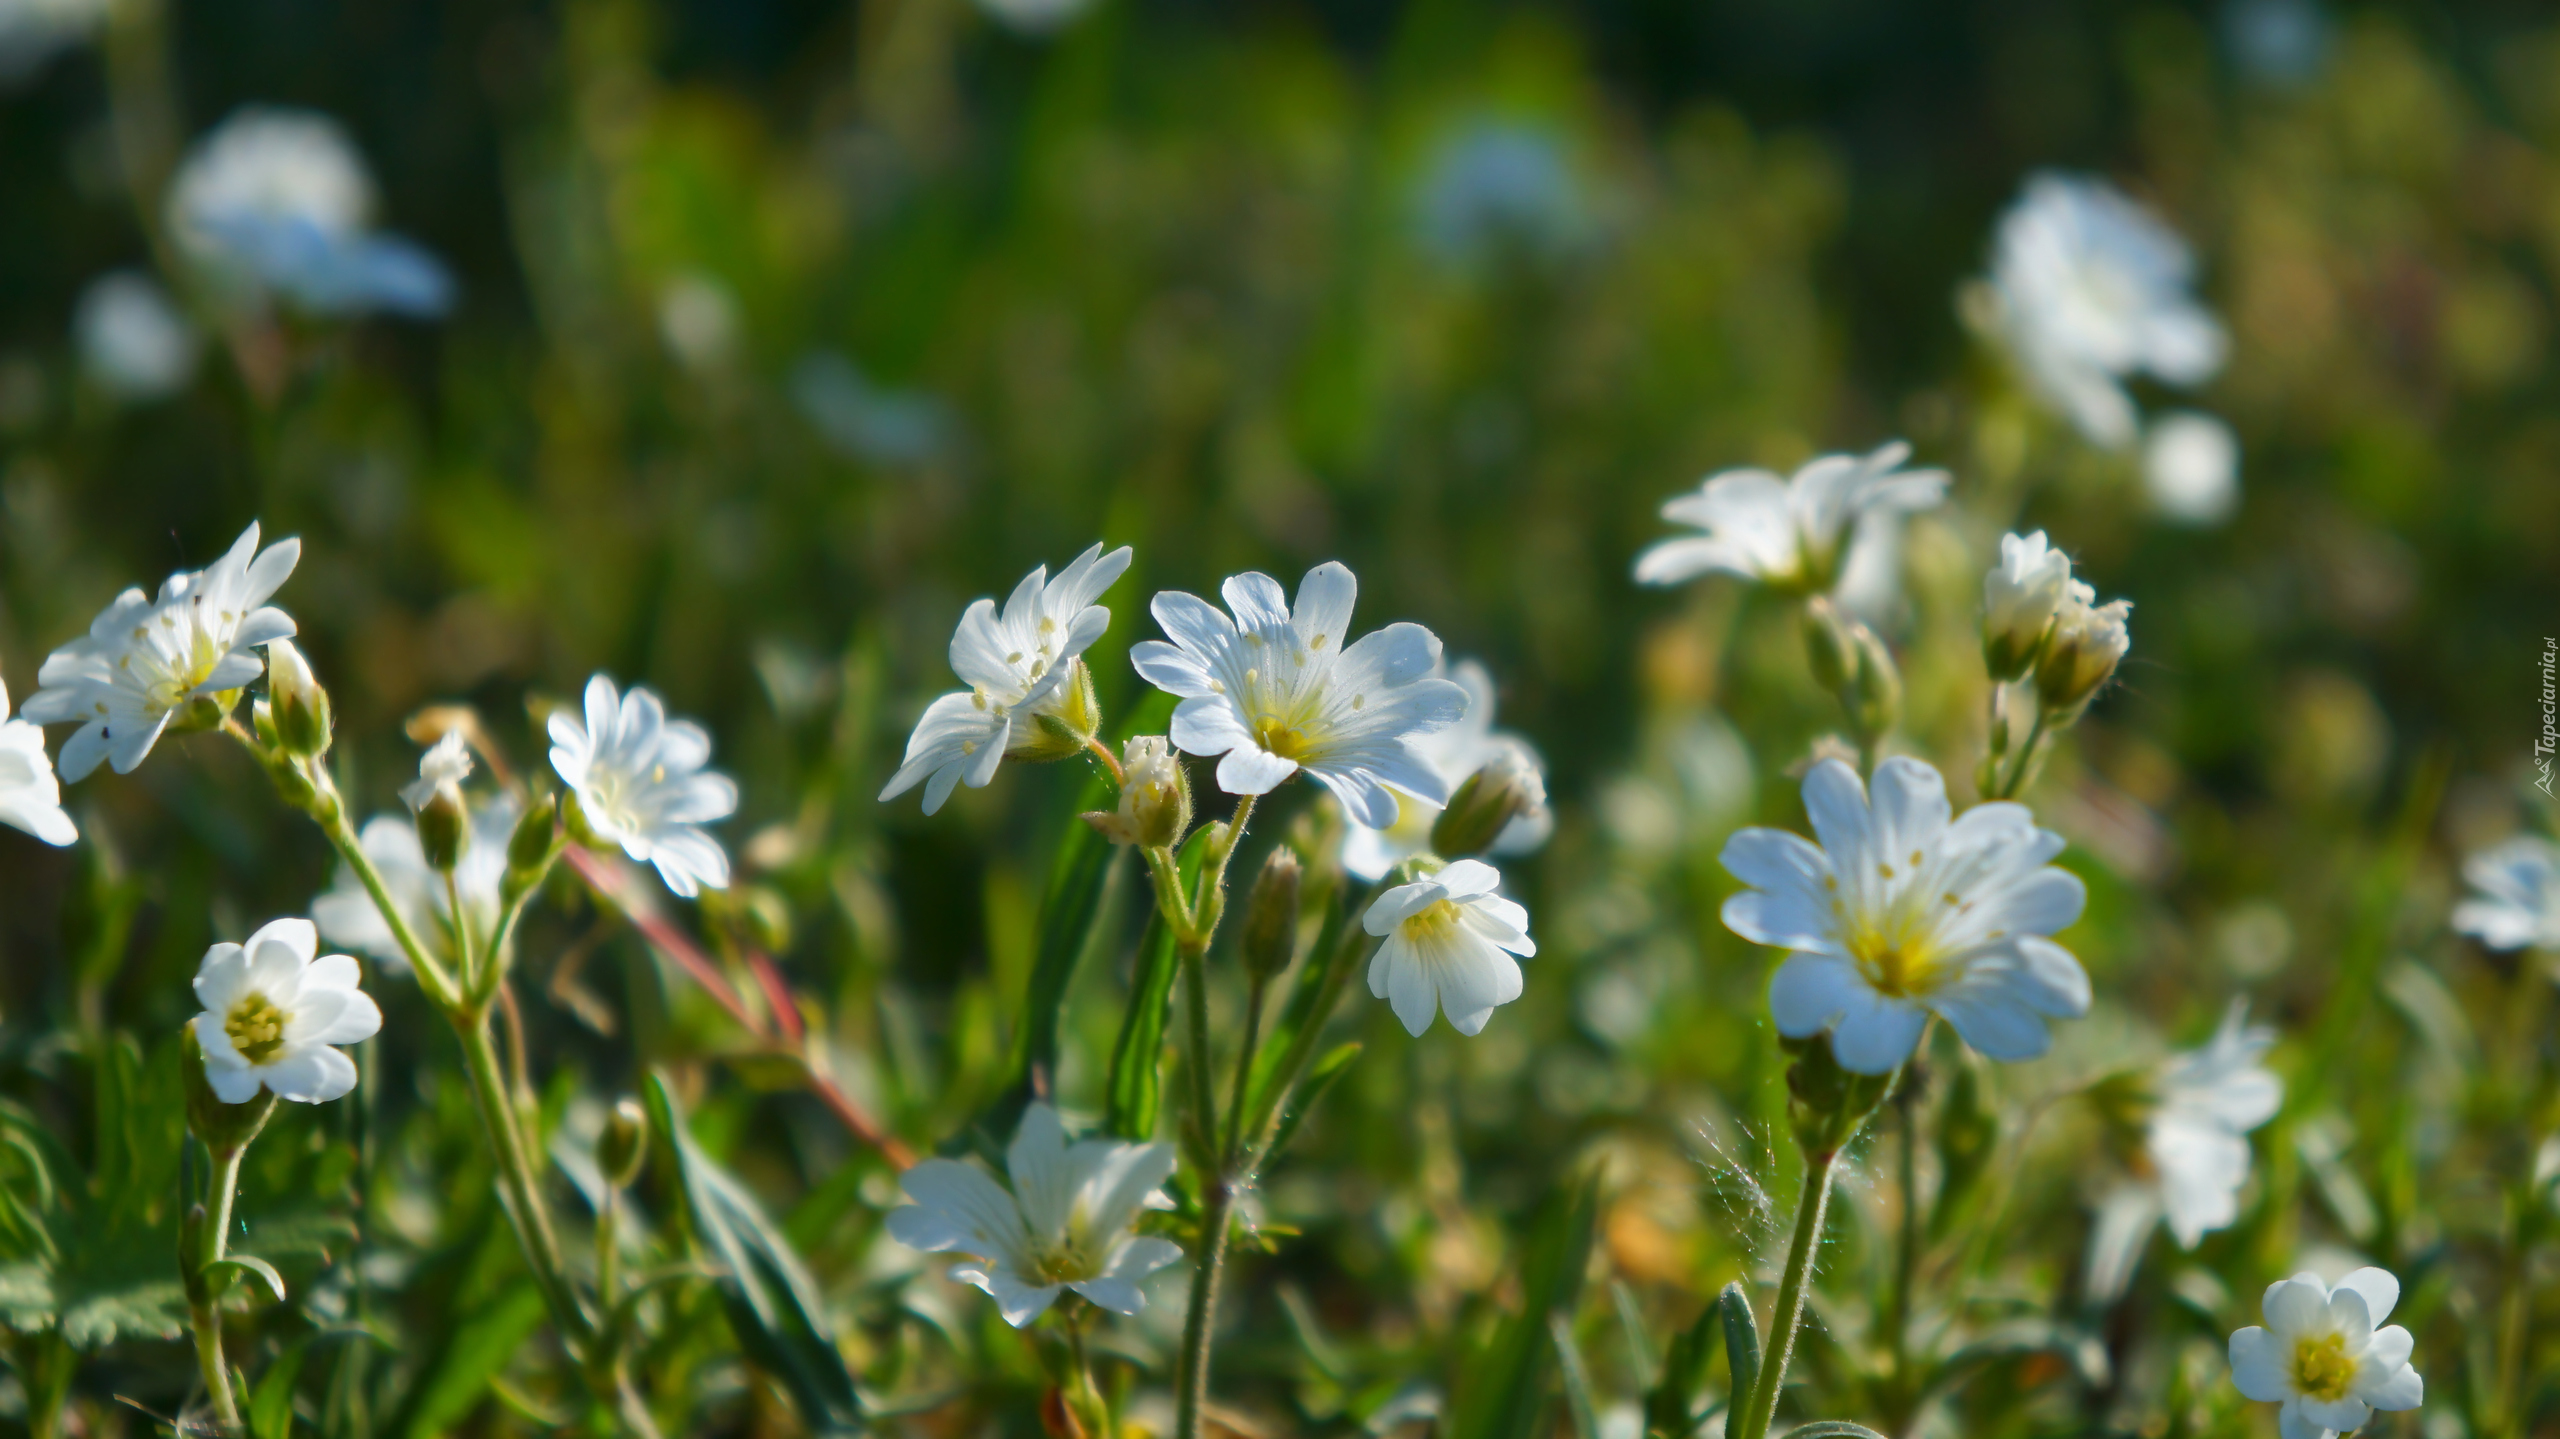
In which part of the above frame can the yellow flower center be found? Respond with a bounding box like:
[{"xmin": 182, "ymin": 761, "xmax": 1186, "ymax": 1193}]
[
  {"xmin": 1401, "ymin": 898, "xmax": 1462, "ymax": 942},
  {"xmin": 225, "ymin": 992, "xmax": 288, "ymax": 1066},
  {"xmin": 1845, "ymin": 923, "xmax": 1944, "ymax": 1000},
  {"xmin": 2291, "ymin": 1333, "xmax": 2356, "ymax": 1403},
  {"xmin": 1253, "ymin": 715, "xmax": 1313, "ymax": 760}
]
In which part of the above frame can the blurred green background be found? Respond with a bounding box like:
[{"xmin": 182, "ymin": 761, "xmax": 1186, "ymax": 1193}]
[{"xmin": 1, "ymin": 0, "xmax": 2557, "ymax": 1432}]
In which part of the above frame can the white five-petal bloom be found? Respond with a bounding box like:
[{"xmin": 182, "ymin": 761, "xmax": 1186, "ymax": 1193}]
[
  {"xmin": 312, "ymin": 796, "xmax": 520, "ymax": 974},
  {"xmin": 1341, "ymin": 658, "xmax": 1552, "ymax": 881},
  {"xmin": 1633, "ymin": 441, "xmax": 1948, "ymax": 595},
  {"xmin": 2085, "ymin": 1002, "xmax": 2284, "ymax": 1300},
  {"xmin": 2229, "ymin": 1268, "xmax": 2423, "ymax": 1439},
  {"xmin": 189, "ymin": 918, "xmax": 383, "ymax": 1105},
  {"xmin": 1985, "ymin": 171, "xmax": 2227, "ymax": 449},
  {"xmin": 880, "ymin": 543, "xmax": 1134, "ymax": 815},
  {"xmin": 73, "ymin": 270, "xmax": 198, "ymax": 403},
  {"xmin": 166, "ymin": 107, "xmax": 454, "ymax": 319},
  {"xmin": 21, "ymin": 522, "xmax": 300, "ymax": 781},
  {"xmin": 2452, "ymin": 835, "xmax": 2560, "ymax": 953},
  {"xmin": 1130, "ymin": 561, "xmax": 1469, "ymax": 827},
  {"xmin": 1722, "ymin": 757, "xmax": 2092, "ymax": 1074},
  {"xmin": 549, "ymin": 674, "xmax": 738, "ymax": 899},
  {"xmin": 0, "ymin": 676, "xmax": 76, "ymax": 847},
  {"xmin": 1363, "ymin": 858, "xmax": 1536, "ymax": 1037},
  {"xmin": 885, "ymin": 1103, "xmax": 1181, "ymax": 1326}
]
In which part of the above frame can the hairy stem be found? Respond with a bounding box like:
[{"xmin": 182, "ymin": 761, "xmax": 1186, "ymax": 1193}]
[
  {"xmin": 189, "ymin": 1143, "xmax": 249, "ymax": 1433},
  {"xmin": 452, "ymin": 1006, "xmax": 595, "ymax": 1355},
  {"xmin": 1737, "ymin": 1150, "xmax": 1839, "ymax": 1439}
]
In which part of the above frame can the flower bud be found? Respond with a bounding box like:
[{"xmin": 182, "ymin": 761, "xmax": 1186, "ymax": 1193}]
[
  {"xmin": 1802, "ymin": 597, "xmax": 1859, "ymax": 695},
  {"xmin": 182, "ymin": 1025, "xmax": 277, "ymax": 1155},
  {"xmin": 1431, "ymin": 745, "xmax": 1545, "ymax": 860},
  {"xmin": 1007, "ymin": 660, "xmax": 1103, "ymax": 763},
  {"xmin": 1238, "ymin": 848, "xmax": 1302, "ymax": 981},
  {"xmin": 1845, "ymin": 624, "xmax": 1903, "ymax": 749},
  {"xmin": 598, "ymin": 1096, "xmax": 650, "ymax": 1189},
  {"xmin": 1083, "ymin": 735, "xmax": 1190, "ymax": 848},
  {"xmin": 503, "ymin": 792, "xmax": 562, "ymax": 905},
  {"xmin": 402, "ymin": 732, "xmax": 475, "ymax": 872},
  {"xmin": 264, "ymin": 638, "xmax": 332, "ymax": 759},
  {"xmin": 1781, "ymin": 1032, "xmax": 1898, "ymax": 1160},
  {"xmin": 1981, "ymin": 531, "xmax": 2072, "ymax": 681},
  {"xmin": 2032, "ymin": 582, "xmax": 2132, "ymax": 719}
]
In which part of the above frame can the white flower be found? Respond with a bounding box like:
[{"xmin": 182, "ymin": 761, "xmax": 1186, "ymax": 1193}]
[
  {"xmin": 189, "ymin": 918, "xmax": 382, "ymax": 1104},
  {"xmin": 2034, "ymin": 579, "xmax": 2135, "ymax": 715},
  {"xmin": 885, "ymin": 1103, "xmax": 1180, "ymax": 1326},
  {"xmin": 73, "ymin": 271, "xmax": 197, "ymax": 402},
  {"xmin": 312, "ymin": 796, "xmax": 520, "ymax": 974},
  {"xmin": 1363, "ymin": 858, "xmax": 1536, "ymax": 1037},
  {"xmin": 1342, "ymin": 658, "xmax": 1550, "ymax": 881},
  {"xmin": 0, "ymin": 676, "xmax": 75, "ymax": 847},
  {"xmin": 1986, "ymin": 172, "xmax": 2227, "ymax": 448},
  {"xmin": 1130, "ymin": 562, "xmax": 1469, "ymax": 827},
  {"xmin": 1982, "ymin": 530, "xmax": 2075, "ymax": 679},
  {"xmin": 1722, "ymin": 756, "xmax": 2091, "ymax": 1074},
  {"xmin": 166, "ymin": 107, "xmax": 453, "ymax": 318},
  {"xmin": 548, "ymin": 675, "xmax": 738, "ymax": 898},
  {"xmin": 2452, "ymin": 836, "xmax": 2560, "ymax": 953},
  {"xmin": 2150, "ymin": 1001, "xmax": 2283, "ymax": 1246},
  {"xmin": 973, "ymin": 0, "xmax": 1094, "ymax": 36},
  {"xmin": 0, "ymin": 0, "xmax": 106, "ymax": 86},
  {"xmin": 20, "ymin": 522, "xmax": 300, "ymax": 780},
  {"xmin": 401, "ymin": 730, "xmax": 473, "ymax": 811},
  {"xmin": 880, "ymin": 543, "xmax": 1133, "ymax": 815},
  {"xmin": 1633, "ymin": 441, "xmax": 1948, "ymax": 595},
  {"xmin": 2229, "ymin": 1268, "xmax": 2423, "ymax": 1439},
  {"xmin": 2144, "ymin": 411, "xmax": 2241, "ymax": 524}
]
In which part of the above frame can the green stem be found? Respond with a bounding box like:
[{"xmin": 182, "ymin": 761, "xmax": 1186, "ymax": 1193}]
[
  {"xmin": 1737, "ymin": 1150, "xmax": 1839, "ymax": 1439},
  {"xmin": 1992, "ymin": 709, "xmax": 2052, "ymax": 800},
  {"xmin": 1223, "ymin": 974, "xmax": 1270, "ymax": 1168},
  {"xmin": 1887, "ymin": 1091, "xmax": 1919, "ymax": 1424},
  {"xmin": 452, "ymin": 1006, "xmax": 594, "ymax": 1355},
  {"xmin": 190, "ymin": 1143, "xmax": 249, "ymax": 1433},
  {"xmin": 325, "ymin": 813, "xmax": 461, "ymax": 1007},
  {"xmin": 23, "ymin": 1333, "xmax": 71, "ymax": 1439},
  {"xmin": 1172, "ymin": 1151, "xmax": 1235, "ymax": 1439},
  {"xmin": 1241, "ymin": 880, "xmax": 1387, "ymax": 1173}
]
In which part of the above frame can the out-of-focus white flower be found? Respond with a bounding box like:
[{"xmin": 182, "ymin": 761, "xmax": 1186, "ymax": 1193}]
[
  {"xmin": 1342, "ymin": 658, "xmax": 1550, "ymax": 880},
  {"xmin": 312, "ymin": 797, "xmax": 520, "ymax": 975},
  {"xmin": 1986, "ymin": 172, "xmax": 2226, "ymax": 448},
  {"xmin": 1722, "ymin": 756, "xmax": 2091, "ymax": 1073},
  {"xmin": 0, "ymin": 676, "xmax": 75, "ymax": 847},
  {"xmin": 885, "ymin": 1103, "xmax": 1180, "ymax": 1326},
  {"xmin": 1132, "ymin": 562, "xmax": 1469, "ymax": 827},
  {"xmin": 2453, "ymin": 836, "xmax": 2560, "ymax": 953},
  {"xmin": 73, "ymin": 271, "xmax": 198, "ymax": 402},
  {"xmin": 400, "ymin": 730, "xmax": 472, "ymax": 811},
  {"xmin": 880, "ymin": 544, "xmax": 1134, "ymax": 815},
  {"xmin": 1983, "ymin": 530, "xmax": 2076, "ymax": 680},
  {"xmin": 2144, "ymin": 411, "xmax": 2241, "ymax": 524},
  {"xmin": 1634, "ymin": 441, "xmax": 1947, "ymax": 596},
  {"xmin": 0, "ymin": 0, "xmax": 106, "ymax": 87},
  {"xmin": 2085, "ymin": 1002, "xmax": 2283, "ymax": 1300},
  {"xmin": 1415, "ymin": 118, "xmax": 1587, "ymax": 264},
  {"xmin": 789, "ymin": 351, "xmax": 952, "ymax": 465},
  {"xmin": 2150, "ymin": 1002, "xmax": 2283, "ymax": 1245},
  {"xmin": 22, "ymin": 522, "xmax": 300, "ymax": 780},
  {"xmin": 549, "ymin": 675, "xmax": 737, "ymax": 898},
  {"xmin": 2229, "ymin": 1268, "xmax": 2423, "ymax": 1439},
  {"xmin": 2225, "ymin": 0, "xmax": 2331, "ymax": 86},
  {"xmin": 1363, "ymin": 858, "xmax": 1536, "ymax": 1037},
  {"xmin": 190, "ymin": 918, "xmax": 382, "ymax": 1105},
  {"xmin": 166, "ymin": 107, "xmax": 454, "ymax": 318},
  {"xmin": 973, "ymin": 0, "xmax": 1092, "ymax": 35},
  {"xmin": 657, "ymin": 272, "xmax": 739, "ymax": 372}
]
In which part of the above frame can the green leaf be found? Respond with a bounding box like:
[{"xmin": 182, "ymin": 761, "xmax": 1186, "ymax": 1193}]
[
  {"xmin": 397, "ymin": 1282, "xmax": 548, "ymax": 1439},
  {"xmin": 1643, "ymin": 1296, "xmax": 1725, "ymax": 1436},
  {"xmin": 1550, "ymin": 1311, "xmax": 1602, "ymax": 1439},
  {"xmin": 1445, "ymin": 1172, "xmax": 1602, "ymax": 1439},
  {"xmin": 977, "ymin": 766, "xmax": 1128, "ymax": 1144},
  {"xmin": 250, "ymin": 1337, "xmax": 308, "ymax": 1439},
  {"xmin": 1105, "ymin": 820, "xmax": 1210, "ymax": 1142},
  {"xmin": 1780, "ymin": 1425, "xmax": 1891, "ymax": 1439},
  {"xmin": 648, "ymin": 1073, "xmax": 864, "ymax": 1434},
  {"xmin": 205, "ymin": 1254, "xmax": 287, "ymax": 1304},
  {"xmin": 1261, "ymin": 1042, "xmax": 1360, "ymax": 1166},
  {"xmin": 1718, "ymin": 1281, "xmax": 1760, "ymax": 1407}
]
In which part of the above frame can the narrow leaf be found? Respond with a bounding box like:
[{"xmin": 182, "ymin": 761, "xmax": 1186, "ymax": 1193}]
[
  {"xmin": 1105, "ymin": 825, "xmax": 1210, "ymax": 1141},
  {"xmin": 1445, "ymin": 1172, "xmax": 1602, "ymax": 1439},
  {"xmin": 1261, "ymin": 1042, "xmax": 1360, "ymax": 1167},
  {"xmin": 1718, "ymin": 1281, "xmax": 1760, "ymax": 1406},
  {"xmin": 396, "ymin": 1283, "xmax": 547, "ymax": 1439},
  {"xmin": 648, "ymin": 1074, "xmax": 864, "ymax": 1434},
  {"xmin": 249, "ymin": 1338, "xmax": 307, "ymax": 1439},
  {"xmin": 205, "ymin": 1255, "xmax": 286, "ymax": 1304},
  {"xmin": 1550, "ymin": 1311, "xmax": 1602, "ymax": 1439},
  {"xmin": 1643, "ymin": 1296, "xmax": 1725, "ymax": 1436},
  {"xmin": 1781, "ymin": 1424, "xmax": 1891, "ymax": 1439}
]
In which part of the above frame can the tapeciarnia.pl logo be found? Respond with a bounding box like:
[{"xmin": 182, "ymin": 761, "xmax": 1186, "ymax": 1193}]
[{"xmin": 2537, "ymin": 635, "xmax": 2556, "ymax": 797}]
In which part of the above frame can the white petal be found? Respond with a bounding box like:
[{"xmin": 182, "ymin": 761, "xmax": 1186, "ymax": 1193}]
[
  {"xmin": 2264, "ymin": 1275, "xmax": 2331, "ymax": 1335},
  {"xmin": 1215, "ymin": 744, "xmax": 1298, "ymax": 797},
  {"xmin": 1767, "ymin": 954, "xmax": 1861, "ymax": 1039},
  {"xmin": 1289, "ymin": 561, "xmax": 1357, "ymax": 651},
  {"xmin": 2229, "ymin": 1326, "xmax": 2293, "ymax": 1402},
  {"xmin": 2332, "ymin": 1267, "xmax": 2399, "ymax": 1326},
  {"xmin": 1827, "ymin": 990, "xmax": 1928, "ymax": 1073}
]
